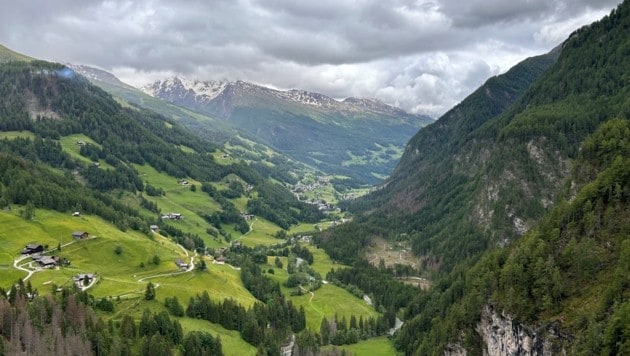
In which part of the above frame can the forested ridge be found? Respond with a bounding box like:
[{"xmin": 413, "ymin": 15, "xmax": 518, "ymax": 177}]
[
  {"xmin": 314, "ymin": 1, "xmax": 630, "ymax": 354},
  {"xmin": 329, "ymin": 0, "xmax": 630, "ymax": 276},
  {"xmin": 0, "ymin": 283, "xmax": 223, "ymax": 355},
  {"xmin": 396, "ymin": 118, "xmax": 630, "ymax": 354},
  {"xmin": 326, "ymin": 46, "xmax": 560, "ymax": 271},
  {"xmin": 393, "ymin": 2, "xmax": 629, "ymax": 354},
  {"xmin": 0, "ymin": 60, "xmax": 322, "ymax": 237}
]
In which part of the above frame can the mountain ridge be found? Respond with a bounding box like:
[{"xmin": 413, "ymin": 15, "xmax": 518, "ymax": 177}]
[
  {"xmin": 329, "ymin": 47, "xmax": 561, "ymax": 272},
  {"xmin": 141, "ymin": 76, "xmax": 424, "ymax": 119},
  {"xmin": 142, "ymin": 75, "xmax": 433, "ymax": 185},
  {"xmin": 0, "ymin": 44, "xmax": 33, "ymax": 63},
  {"xmin": 388, "ymin": 1, "xmax": 630, "ymax": 353}
]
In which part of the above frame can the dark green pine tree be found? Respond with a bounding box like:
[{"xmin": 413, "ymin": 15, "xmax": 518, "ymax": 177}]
[{"xmin": 144, "ymin": 282, "xmax": 156, "ymax": 300}]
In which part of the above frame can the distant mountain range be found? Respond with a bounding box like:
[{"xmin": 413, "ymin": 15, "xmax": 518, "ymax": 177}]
[
  {"xmin": 142, "ymin": 77, "xmax": 433, "ymax": 185},
  {"xmin": 141, "ymin": 77, "xmax": 423, "ymax": 119},
  {"xmin": 67, "ymin": 64, "xmax": 433, "ymax": 186}
]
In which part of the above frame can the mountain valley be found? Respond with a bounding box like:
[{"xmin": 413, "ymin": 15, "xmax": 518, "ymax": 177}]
[
  {"xmin": 0, "ymin": 1, "xmax": 629, "ymax": 355},
  {"xmin": 142, "ymin": 76, "xmax": 433, "ymax": 185}
]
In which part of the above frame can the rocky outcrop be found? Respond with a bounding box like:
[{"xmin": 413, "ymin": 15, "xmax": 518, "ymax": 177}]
[
  {"xmin": 475, "ymin": 305, "xmax": 567, "ymax": 356},
  {"xmin": 444, "ymin": 342, "xmax": 467, "ymax": 356}
]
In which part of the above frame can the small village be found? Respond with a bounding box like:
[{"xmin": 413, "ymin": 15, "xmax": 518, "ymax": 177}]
[
  {"xmin": 16, "ymin": 231, "xmax": 98, "ymax": 293},
  {"xmin": 288, "ymin": 175, "xmax": 334, "ymax": 212}
]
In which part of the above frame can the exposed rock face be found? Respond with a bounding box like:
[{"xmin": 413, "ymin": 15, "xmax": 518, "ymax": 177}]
[
  {"xmin": 475, "ymin": 305, "xmax": 566, "ymax": 356},
  {"xmin": 444, "ymin": 343, "xmax": 467, "ymax": 356}
]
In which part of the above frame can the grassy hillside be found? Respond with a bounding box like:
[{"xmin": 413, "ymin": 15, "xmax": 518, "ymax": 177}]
[
  {"xmin": 0, "ymin": 44, "xmax": 32, "ymax": 63},
  {"xmin": 0, "ymin": 59, "xmax": 328, "ymax": 246},
  {"xmin": 0, "ymin": 58, "xmax": 393, "ymax": 355},
  {"xmin": 0, "ymin": 203, "xmax": 389, "ymax": 354},
  {"xmin": 78, "ymin": 70, "xmax": 323, "ymax": 187},
  {"xmin": 0, "ymin": 207, "xmax": 263, "ymax": 353}
]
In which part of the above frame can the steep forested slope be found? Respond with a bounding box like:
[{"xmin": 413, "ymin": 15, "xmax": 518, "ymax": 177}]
[
  {"xmin": 0, "ymin": 60, "xmax": 322, "ymax": 236},
  {"xmin": 387, "ymin": 2, "xmax": 630, "ymax": 354},
  {"xmin": 344, "ymin": 0, "xmax": 630, "ymax": 272},
  {"xmin": 324, "ymin": 47, "xmax": 558, "ymax": 268},
  {"xmin": 396, "ymin": 118, "xmax": 630, "ymax": 355}
]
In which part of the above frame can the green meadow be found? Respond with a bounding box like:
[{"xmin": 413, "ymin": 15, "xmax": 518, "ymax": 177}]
[
  {"xmin": 154, "ymin": 261, "xmax": 257, "ymax": 307},
  {"xmin": 134, "ymin": 163, "xmax": 222, "ymax": 245},
  {"xmin": 0, "ymin": 209, "xmax": 186, "ymax": 291},
  {"xmin": 264, "ymin": 257, "xmax": 378, "ymax": 332},
  {"xmin": 0, "ymin": 130, "xmax": 36, "ymax": 140},
  {"xmin": 0, "ymin": 208, "xmax": 260, "ymax": 351},
  {"xmin": 291, "ymin": 283, "xmax": 380, "ymax": 331},
  {"xmin": 133, "ymin": 162, "xmax": 288, "ymax": 249},
  {"xmin": 0, "ymin": 205, "xmax": 386, "ymax": 353},
  {"xmin": 179, "ymin": 318, "xmax": 257, "ymax": 356},
  {"xmin": 59, "ymin": 134, "xmax": 115, "ymax": 169},
  {"xmin": 322, "ymin": 336, "xmax": 397, "ymax": 356}
]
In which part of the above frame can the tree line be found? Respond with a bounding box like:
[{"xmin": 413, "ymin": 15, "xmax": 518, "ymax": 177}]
[{"xmin": 0, "ymin": 280, "xmax": 223, "ymax": 356}]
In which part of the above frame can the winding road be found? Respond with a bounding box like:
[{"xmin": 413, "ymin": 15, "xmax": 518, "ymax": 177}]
[
  {"xmin": 137, "ymin": 251, "xmax": 197, "ymax": 283},
  {"xmin": 299, "ymin": 285, "xmax": 322, "ymax": 317},
  {"xmin": 12, "ymin": 238, "xmax": 89, "ymax": 282},
  {"xmin": 13, "ymin": 255, "xmax": 36, "ymax": 281},
  {"xmin": 235, "ymin": 218, "xmax": 258, "ymax": 242},
  {"xmin": 12, "ymin": 234, "xmax": 198, "ymax": 296}
]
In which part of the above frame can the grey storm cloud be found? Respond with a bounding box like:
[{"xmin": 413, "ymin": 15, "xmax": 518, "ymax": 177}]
[
  {"xmin": 439, "ymin": 0, "xmax": 623, "ymax": 27},
  {"xmin": 0, "ymin": 0, "xmax": 623, "ymax": 117}
]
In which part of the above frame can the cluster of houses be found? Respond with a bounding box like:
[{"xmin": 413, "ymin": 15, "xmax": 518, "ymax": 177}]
[
  {"xmin": 330, "ymin": 218, "xmax": 351, "ymax": 226},
  {"xmin": 298, "ymin": 235, "xmax": 312, "ymax": 244},
  {"xmin": 20, "ymin": 231, "xmax": 90, "ymax": 269},
  {"xmin": 240, "ymin": 212, "xmax": 255, "ymax": 221},
  {"xmin": 308, "ymin": 199, "xmax": 331, "ymax": 211},
  {"xmin": 21, "ymin": 244, "xmax": 58, "ymax": 268},
  {"xmin": 161, "ymin": 212, "xmax": 183, "ymax": 220},
  {"xmin": 212, "ymin": 243, "xmax": 246, "ymax": 265},
  {"xmin": 289, "ymin": 177, "xmax": 329, "ymax": 196},
  {"xmin": 288, "ymin": 177, "xmax": 334, "ymax": 212},
  {"xmin": 174, "ymin": 259, "xmax": 189, "ymax": 270}
]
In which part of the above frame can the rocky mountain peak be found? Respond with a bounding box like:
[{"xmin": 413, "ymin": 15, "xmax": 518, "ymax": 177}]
[
  {"xmin": 141, "ymin": 76, "xmax": 228, "ymax": 103},
  {"xmin": 343, "ymin": 97, "xmax": 406, "ymax": 114}
]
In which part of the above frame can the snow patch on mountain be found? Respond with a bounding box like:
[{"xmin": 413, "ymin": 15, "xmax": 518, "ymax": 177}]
[
  {"xmin": 141, "ymin": 76, "xmax": 431, "ymax": 122},
  {"xmin": 280, "ymin": 89, "xmax": 340, "ymax": 108},
  {"xmin": 141, "ymin": 77, "xmax": 228, "ymax": 102}
]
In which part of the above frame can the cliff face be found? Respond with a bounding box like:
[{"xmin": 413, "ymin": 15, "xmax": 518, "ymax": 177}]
[
  {"xmin": 474, "ymin": 305, "xmax": 566, "ymax": 356},
  {"xmin": 444, "ymin": 343, "xmax": 467, "ymax": 356}
]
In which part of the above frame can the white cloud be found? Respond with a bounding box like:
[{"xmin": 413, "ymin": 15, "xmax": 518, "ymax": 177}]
[
  {"xmin": 0, "ymin": 0, "xmax": 623, "ymax": 118},
  {"xmin": 534, "ymin": 9, "xmax": 611, "ymax": 46}
]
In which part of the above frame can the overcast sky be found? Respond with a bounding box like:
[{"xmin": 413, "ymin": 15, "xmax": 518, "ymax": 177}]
[{"xmin": 0, "ymin": 0, "xmax": 623, "ymax": 117}]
